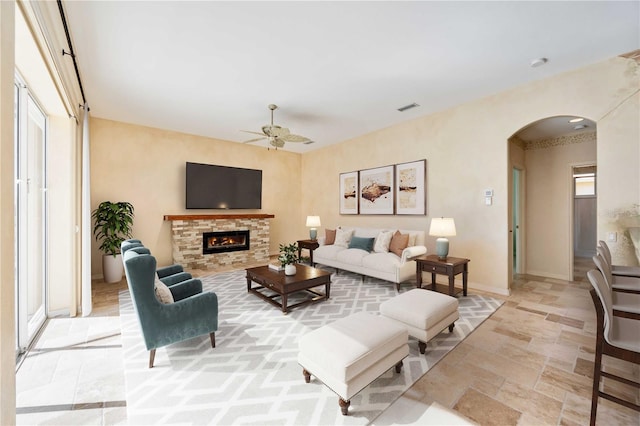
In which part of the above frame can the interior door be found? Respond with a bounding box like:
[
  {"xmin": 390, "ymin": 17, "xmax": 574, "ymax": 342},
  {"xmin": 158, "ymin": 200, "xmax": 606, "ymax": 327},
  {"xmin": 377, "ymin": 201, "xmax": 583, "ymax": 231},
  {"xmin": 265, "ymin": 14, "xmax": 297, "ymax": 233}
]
[{"xmin": 512, "ymin": 167, "xmax": 524, "ymax": 275}]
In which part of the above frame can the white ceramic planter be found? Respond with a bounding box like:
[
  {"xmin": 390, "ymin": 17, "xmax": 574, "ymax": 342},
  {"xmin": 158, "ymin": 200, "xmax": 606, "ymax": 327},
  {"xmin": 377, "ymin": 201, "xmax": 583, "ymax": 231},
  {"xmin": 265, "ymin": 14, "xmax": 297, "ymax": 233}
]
[
  {"xmin": 284, "ymin": 264, "xmax": 297, "ymax": 276},
  {"xmin": 102, "ymin": 254, "xmax": 124, "ymax": 283}
]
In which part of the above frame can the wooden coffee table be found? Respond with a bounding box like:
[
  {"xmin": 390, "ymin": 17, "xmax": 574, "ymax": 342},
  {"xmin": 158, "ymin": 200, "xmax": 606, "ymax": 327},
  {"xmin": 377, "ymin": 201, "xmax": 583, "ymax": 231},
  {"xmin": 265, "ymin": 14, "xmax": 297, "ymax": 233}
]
[{"xmin": 246, "ymin": 264, "xmax": 331, "ymax": 314}]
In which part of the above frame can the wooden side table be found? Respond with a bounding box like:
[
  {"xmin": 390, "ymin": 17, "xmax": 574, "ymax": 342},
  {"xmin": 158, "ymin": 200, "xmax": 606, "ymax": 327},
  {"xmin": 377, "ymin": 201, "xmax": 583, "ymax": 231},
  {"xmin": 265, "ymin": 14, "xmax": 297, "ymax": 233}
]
[
  {"xmin": 415, "ymin": 254, "xmax": 470, "ymax": 297},
  {"xmin": 297, "ymin": 239, "xmax": 320, "ymax": 266}
]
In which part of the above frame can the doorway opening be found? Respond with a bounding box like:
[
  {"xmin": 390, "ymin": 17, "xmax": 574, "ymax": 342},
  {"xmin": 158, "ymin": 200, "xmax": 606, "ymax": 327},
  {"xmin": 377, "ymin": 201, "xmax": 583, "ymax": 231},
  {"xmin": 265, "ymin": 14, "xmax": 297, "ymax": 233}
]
[
  {"xmin": 572, "ymin": 164, "xmax": 597, "ymax": 280},
  {"xmin": 508, "ymin": 115, "xmax": 596, "ymax": 286}
]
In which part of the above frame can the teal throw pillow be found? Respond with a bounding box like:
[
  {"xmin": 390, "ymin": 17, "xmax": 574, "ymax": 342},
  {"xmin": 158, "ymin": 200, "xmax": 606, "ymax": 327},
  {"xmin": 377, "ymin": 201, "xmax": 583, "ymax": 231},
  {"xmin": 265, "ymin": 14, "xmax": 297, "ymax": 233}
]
[{"xmin": 348, "ymin": 236, "xmax": 375, "ymax": 252}]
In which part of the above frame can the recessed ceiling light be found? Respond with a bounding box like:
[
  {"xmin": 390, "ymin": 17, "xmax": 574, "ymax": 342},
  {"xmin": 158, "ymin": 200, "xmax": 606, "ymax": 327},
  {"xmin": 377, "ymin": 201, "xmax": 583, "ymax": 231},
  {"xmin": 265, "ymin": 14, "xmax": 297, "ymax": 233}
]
[
  {"xmin": 569, "ymin": 118, "xmax": 584, "ymax": 123},
  {"xmin": 530, "ymin": 57, "xmax": 548, "ymax": 68},
  {"xmin": 397, "ymin": 103, "xmax": 420, "ymax": 112}
]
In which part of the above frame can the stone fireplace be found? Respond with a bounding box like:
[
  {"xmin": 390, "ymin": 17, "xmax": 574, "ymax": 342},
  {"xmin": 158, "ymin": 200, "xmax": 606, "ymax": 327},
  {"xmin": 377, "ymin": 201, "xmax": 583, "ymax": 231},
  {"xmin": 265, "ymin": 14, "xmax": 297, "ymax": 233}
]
[{"xmin": 164, "ymin": 214, "xmax": 274, "ymax": 270}]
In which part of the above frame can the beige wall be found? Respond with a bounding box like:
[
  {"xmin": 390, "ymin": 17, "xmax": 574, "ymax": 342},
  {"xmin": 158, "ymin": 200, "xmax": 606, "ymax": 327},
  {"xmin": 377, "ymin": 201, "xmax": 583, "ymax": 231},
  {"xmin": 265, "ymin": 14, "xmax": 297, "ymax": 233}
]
[
  {"xmin": 598, "ymin": 91, "xmax": 640, "ymax": 266},
  {"xmin": 0, "ymin": 1, "xmax": 15, "ymax": 423},
  {"xmin": 90, "ymin": 118, "xmax": 303, "ymax": 275},
  {"xmin": 302, "ymin": 56, "xmax": 639, "ymax": 295},
  {"xmin": 524, "ymin": 134, "xmax": 597, "ymax": 279}
]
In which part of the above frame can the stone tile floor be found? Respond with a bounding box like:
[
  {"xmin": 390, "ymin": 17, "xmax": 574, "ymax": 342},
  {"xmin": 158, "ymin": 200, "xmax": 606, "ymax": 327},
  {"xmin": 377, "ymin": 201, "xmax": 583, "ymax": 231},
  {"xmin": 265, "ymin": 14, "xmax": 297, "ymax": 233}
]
[{"xmin": 15, "ymin": 257, "xmax": 640, "ymax": 425}]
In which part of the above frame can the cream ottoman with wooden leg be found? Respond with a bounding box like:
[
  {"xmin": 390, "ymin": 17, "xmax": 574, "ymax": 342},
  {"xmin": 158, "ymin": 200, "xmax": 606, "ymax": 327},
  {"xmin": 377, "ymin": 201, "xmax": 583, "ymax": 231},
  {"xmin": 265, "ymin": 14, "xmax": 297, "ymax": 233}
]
[
  {"xmin": 380, "ymin": 288, "xmax": 459, "ymax": 354},
  {"xmin": 298, "ymin": 312, "xmax": 409, "ymax": 416}
]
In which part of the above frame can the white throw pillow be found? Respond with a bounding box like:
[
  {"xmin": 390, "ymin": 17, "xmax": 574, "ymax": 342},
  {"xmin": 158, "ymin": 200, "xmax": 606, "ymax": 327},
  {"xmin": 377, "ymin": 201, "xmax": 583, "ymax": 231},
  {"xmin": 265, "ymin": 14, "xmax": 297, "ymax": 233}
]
[
  {"xmin": 154, "ymin": 277, "xmax": 174, "ymax": 304},
  {"xmin": 408, "ymin": 233, "xmax": 417, "ymax": 247},
  {"xmin": 374, "ymin": 230, "xmax": 394, "ymax": 253},
  {"xmin": 334, "ymin": 228, "xmax": 354, "ymax": 248}
]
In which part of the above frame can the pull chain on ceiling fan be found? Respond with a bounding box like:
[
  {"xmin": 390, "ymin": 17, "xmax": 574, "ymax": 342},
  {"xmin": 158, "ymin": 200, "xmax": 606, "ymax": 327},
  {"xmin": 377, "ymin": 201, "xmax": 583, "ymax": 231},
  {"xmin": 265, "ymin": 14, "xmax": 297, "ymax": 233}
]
[{"xmin": 241, "ymin": 104, "xmax": 310, "ymax": 149}]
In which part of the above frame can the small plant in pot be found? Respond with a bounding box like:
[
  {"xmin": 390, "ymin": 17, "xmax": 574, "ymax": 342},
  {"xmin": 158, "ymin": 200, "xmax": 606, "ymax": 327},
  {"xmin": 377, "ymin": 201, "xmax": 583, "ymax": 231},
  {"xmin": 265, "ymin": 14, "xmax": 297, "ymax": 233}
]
[
  {"xmin": 278, "ymin": 242, "xmax": 300, "ymax": 276},
  {"xmin": 92, "ymin": 201, "xmax": 135, "ymax": 283}
]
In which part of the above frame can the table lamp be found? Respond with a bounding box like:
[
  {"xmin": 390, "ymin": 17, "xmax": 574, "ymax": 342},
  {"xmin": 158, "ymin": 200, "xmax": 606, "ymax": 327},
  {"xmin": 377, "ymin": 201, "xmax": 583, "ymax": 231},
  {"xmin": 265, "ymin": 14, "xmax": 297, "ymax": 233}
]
[
  {"xmin": 429, "ymin": 217, "xmax": 456, "ymax": 260},
  {"xmin": 306, "ymin": 216, "xmax": 321, "ymax": 240}
]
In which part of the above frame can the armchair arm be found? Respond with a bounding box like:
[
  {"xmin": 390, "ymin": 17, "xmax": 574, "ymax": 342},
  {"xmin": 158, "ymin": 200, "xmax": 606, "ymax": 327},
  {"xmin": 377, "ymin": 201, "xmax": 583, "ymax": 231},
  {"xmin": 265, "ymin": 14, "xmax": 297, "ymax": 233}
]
[
  {"xmin": 160, "ymin": 271, "xmax": 192, "ymax": 286},
  {"xmin": 317, "ymin": 236, "xmax": 327, "ymax": 246},
  {"xmin": 157, "ymin": 264, "xmax": 184, "ymax": 278},
  {"xmin": 401, "ymin": 245, "xmax": 427, "ymax": 264},
  {"xmin": 168, "ymin": 278, "xmax": 203, "ymax": 301}
]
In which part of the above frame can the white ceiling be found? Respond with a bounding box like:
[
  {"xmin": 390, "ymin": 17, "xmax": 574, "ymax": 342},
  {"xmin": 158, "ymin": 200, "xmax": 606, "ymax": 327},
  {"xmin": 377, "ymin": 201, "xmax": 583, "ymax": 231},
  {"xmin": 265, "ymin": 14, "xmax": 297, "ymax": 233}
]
[{"xmin": 63, "ymin": 1, "xmax": 639, "ymax": 153}]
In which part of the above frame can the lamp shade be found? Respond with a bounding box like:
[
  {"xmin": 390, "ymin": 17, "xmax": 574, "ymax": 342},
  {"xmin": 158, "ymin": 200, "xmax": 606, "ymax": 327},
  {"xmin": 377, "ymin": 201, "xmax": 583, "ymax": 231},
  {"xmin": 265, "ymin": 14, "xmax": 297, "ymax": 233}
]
[
  {"xmin": 305, "ymin": 216, "xmax": 321, "ymax": 228},
  {"xmin": 429, "ymin": 217, "xmax": 456, "ymax": 237}
]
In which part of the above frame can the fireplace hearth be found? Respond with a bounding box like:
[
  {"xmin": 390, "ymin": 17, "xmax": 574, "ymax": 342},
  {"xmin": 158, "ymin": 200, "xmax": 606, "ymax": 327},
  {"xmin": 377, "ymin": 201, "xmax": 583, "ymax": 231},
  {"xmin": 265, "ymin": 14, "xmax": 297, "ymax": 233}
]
[{"xmin": 202, "ymin": 230, "xmax": 250, "ymax": 254}]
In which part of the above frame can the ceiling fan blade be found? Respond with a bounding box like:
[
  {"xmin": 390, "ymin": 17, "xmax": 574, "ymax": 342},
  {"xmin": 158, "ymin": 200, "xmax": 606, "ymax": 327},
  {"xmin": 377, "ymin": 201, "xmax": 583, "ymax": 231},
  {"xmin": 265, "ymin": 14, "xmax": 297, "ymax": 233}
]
[
  {"xmin": 243, "ymin": 137, "xmax": 266, "ymax": 144},
  {"xmin": 241, "ymin": 130, "xmax": 267, "ymax": 136},
  {"xmin": 281, "ymin": 133, "xmax": 310, "ymax": 143}
]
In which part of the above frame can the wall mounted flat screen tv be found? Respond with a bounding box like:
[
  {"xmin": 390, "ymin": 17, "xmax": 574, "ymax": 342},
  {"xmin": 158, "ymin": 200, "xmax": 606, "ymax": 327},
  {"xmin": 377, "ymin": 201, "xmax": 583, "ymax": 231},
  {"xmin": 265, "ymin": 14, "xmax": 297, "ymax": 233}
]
[{"xmin": 185, "ymin": 162, "xmax": 262, "ymax": 209}]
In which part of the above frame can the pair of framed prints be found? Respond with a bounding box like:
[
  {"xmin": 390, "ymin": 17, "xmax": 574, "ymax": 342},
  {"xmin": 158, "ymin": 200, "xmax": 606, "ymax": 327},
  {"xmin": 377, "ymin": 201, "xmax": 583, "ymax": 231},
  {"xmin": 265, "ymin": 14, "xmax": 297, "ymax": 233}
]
[{"xmin": 339, "ymin": 159, "xmax": 426, "ymax": 215}]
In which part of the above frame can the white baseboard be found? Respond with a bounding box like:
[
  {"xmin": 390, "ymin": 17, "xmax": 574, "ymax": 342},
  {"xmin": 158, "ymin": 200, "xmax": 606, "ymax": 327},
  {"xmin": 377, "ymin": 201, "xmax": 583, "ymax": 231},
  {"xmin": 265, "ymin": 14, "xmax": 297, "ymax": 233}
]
[
  {"xmin": 468, "ymin": 281, "xmax": 511, "ymax": 297},
  {"xmin": 525, "ymin": 270, "xmax": 571, "ymax": 281}
]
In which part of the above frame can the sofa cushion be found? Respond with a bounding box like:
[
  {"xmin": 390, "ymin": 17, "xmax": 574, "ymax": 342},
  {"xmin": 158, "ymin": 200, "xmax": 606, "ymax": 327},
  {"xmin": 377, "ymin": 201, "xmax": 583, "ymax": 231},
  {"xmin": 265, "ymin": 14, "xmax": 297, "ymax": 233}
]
[
  {"xmin": 335, "ymin": 228, "xmax": 354, "ymax": 247},
  {"xmin": 336, "ymin": 248, "xmax": 369, "ymax": 266},
  {"xmin": 362, "ymin": 252, "xmax": 402, "ymax": 274},
  {"xmin": 374, "ymin": 230, "xmax": 394, "ymax": 253},
  {"xmin": 314, "ymin": 244, "xmax": 344, "ymax": 261},
  {"xmin": 154, "ymin": 277, "xmax": 174, "ymax": 304},
  {"xmin": 325, "ymin": 229, "xmax": 336, "ymax": 245},
  {"xmin": 389, "ymin": 231, "xmax": 409, "ymax": 256},
  {"xmin": 348, "ymin": 236, "xmax": 375, "ymax": 252}
]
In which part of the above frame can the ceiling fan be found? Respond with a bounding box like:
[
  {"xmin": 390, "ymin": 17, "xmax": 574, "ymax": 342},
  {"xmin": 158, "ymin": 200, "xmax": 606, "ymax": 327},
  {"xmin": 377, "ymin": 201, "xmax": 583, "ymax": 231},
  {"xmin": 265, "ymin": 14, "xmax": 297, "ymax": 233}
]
[{"xmin": 241, "ymin": 104, "xmax": 311, "ymax": 149}]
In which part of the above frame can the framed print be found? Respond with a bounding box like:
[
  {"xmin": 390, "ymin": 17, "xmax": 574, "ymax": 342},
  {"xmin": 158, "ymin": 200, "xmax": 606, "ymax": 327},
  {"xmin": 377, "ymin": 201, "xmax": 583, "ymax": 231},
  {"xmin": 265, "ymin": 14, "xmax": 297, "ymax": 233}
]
[
  {"xmin": 339, "ymin": 171, "xmax": 359, "ymax": 214},
  {"xmin": 359, "ymin": 165, "xmax": 394, "ymax": 215},
  {"xmin": 395, "ymin": 159, "xmax": 426, "ymax": 215}
]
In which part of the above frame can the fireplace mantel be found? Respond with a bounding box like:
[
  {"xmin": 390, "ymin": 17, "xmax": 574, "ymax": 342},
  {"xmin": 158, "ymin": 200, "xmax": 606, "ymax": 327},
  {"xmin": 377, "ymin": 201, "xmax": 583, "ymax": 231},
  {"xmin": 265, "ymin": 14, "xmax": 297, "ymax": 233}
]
[{"xmin": 164, "ymin": 214, "xmax": 275, "ymax": 221}]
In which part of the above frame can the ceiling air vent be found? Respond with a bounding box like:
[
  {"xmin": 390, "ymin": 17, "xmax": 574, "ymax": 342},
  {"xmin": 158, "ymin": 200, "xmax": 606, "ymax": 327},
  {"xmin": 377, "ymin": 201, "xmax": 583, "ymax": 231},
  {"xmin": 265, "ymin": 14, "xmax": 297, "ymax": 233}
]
[
  {"xmin": 397, "ymin": 103, "xmax": 420, "ymax": 112},
  {"xmin": 303, "ymin": 140, "xmax": 315, "ymax": 145}
]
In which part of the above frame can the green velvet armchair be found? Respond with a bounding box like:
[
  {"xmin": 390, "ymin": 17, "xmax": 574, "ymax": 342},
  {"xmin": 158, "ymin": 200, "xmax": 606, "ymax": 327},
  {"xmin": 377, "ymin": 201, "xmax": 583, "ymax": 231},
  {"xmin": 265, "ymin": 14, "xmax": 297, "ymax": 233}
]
[
  {"xmin": 121, "ymin": 239, "xmax": 193, "ymax": 286},
  {"xmin": 123, "ymin": 250, "xmax": 219, "ymax": 367}
]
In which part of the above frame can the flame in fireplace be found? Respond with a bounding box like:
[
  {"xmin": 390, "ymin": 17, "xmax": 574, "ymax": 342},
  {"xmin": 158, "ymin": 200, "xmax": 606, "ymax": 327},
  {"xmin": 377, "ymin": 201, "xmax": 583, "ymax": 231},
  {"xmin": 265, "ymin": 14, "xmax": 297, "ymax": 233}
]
[{"xmin": 207, "ymin": 236, "xmax": 245, "ymax": 248}]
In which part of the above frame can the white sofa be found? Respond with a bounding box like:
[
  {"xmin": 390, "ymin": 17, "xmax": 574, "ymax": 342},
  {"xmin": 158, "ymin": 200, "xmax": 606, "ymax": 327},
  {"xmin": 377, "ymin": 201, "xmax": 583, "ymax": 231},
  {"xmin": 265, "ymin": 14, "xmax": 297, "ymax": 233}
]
[{"xmin": 314, "ymin": 227, "xmax": 427, "ymax": 290}]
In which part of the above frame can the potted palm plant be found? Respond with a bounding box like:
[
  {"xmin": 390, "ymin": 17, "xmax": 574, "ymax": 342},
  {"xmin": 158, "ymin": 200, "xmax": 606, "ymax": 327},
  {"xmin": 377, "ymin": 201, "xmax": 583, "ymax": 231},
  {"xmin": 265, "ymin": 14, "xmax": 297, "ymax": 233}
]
[
  {"xmin": 92, "ymin": 201, "xmax": 135, "ymax": 283},
  {"xmin": 278, "ymin": 242, "xmax": 300, "ymax": 275}
]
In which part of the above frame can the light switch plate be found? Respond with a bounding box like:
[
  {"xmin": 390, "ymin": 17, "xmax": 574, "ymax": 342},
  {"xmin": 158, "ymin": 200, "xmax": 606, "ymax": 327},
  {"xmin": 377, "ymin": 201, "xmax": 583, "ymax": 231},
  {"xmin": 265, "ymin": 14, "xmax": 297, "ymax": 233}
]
[{"xmin": 607, "ymin": 232, "xmax": 617, "ymax": 242}]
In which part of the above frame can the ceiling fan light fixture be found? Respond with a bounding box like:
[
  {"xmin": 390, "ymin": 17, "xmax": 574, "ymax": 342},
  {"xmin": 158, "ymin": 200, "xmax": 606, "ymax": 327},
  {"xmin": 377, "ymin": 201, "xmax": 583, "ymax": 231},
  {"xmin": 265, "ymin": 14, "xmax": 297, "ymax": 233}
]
[
  {"xmin": 241, "ymin": 104, "xmax": 311, "ymax": 148},
  {"xmin": 569, "ymin": 117, "xmax": 584, "ymax": 123}
]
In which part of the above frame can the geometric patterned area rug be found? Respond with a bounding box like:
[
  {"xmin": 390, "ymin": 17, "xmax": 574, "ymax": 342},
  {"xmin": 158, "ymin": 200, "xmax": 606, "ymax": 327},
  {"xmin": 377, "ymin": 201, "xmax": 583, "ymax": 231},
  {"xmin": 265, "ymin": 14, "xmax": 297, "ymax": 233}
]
[{"xmin": 119, "ymin": 267, "xmax": 503, "ymax": 425}]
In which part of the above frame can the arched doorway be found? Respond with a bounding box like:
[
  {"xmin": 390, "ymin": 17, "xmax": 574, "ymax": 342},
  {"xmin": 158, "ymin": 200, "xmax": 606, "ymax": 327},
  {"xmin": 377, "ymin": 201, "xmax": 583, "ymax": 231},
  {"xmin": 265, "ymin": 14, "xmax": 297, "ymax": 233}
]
[{"xmin": 508, "ymin": 115, "xmax": 597, "ymax": 288}]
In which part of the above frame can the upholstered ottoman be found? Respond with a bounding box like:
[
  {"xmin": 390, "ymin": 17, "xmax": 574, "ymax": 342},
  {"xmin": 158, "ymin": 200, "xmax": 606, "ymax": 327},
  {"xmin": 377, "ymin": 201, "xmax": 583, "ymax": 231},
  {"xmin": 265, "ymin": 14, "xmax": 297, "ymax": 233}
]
[
  {"xmin": 380, "ymin": 288, "xmax": 459, "ymax": 354},
  {"xmin": 298, "ymin": 312, "xmax": 409, "ymax": 415}
]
